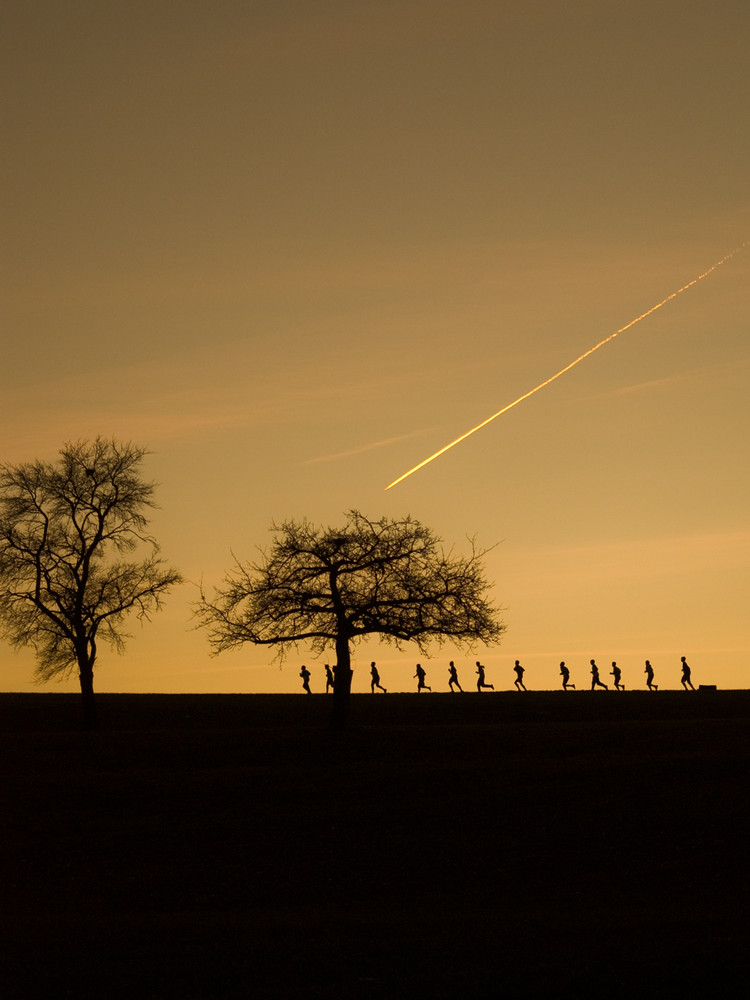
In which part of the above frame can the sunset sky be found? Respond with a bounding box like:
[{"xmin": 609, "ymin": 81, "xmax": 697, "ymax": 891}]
[{"xmin": 3, "ymin": 0, "xmax": 748, "ymax": 694}]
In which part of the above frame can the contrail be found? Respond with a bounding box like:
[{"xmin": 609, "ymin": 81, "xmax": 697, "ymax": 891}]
[{"xmin": 385, "ymin": 242, "xmax": 747, "ymax": 490}]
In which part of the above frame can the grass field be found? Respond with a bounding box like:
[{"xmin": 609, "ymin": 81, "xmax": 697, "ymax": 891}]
[{"xmin": 1, "ymin": 691, "xmax": 748, "ymax": 998}]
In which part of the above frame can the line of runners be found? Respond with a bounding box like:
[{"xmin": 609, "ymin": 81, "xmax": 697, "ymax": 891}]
[{"xmin": 298, "ymin": 655, "xmax": 699, "ymax": 694}]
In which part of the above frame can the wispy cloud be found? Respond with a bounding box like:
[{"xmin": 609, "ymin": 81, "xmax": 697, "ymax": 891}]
[
  {"xmin": 612, "ymin": 371, "xmax": 703, "ymax": 396},
  {"xmin": 607, "ymin": 357, "xmax": 750, "ymax": 398},
  {"xmin": 1, "ymin": 343, "xmax": 449, "ymax": 461},
  {"xmin": 303, "ymin": 430, "xmax": 429, "ymax": 465},
  {"xmin": 508, "ymin": 530, "xmax": 750, "ymax": 584}
]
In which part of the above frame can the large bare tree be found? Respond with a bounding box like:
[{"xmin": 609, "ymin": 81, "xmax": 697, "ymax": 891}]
[
  {"xmin": 196, "ymin": 510, "xmax": 505, "ymax": 727},
  {"xmin": 0, "ymin": 438, "xmax": 182, "ymax": 727}
]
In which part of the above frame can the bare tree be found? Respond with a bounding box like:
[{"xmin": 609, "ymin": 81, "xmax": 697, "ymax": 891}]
[
  {"xmin": 0, "ymin": 438, "xmax": 182, "ymax": 727},
  {"xmin": 195, "ymin": 510, "xmax": 505, "ymax": 727}
]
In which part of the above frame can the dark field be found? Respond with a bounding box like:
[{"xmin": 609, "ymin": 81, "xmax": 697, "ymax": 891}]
[{"xmin": 1, "ymin": 691, "xmax": 748, "ymax": 998}]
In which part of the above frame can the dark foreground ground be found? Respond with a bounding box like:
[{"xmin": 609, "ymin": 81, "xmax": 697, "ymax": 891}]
[{"xmin": 1, "ymin": 691, "xmax": 748, "ymax": 999}]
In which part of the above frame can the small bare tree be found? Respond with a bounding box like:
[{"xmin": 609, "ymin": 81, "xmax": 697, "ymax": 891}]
[
  {"xmin": 195, "ymin": 510, "xmax": 505, "ymax": 727},
  {"xmin": 0, "ymin": 438, "xmax": 182, "ymax": 727}
]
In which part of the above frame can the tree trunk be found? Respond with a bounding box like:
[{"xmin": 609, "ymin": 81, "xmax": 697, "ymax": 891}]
[
  {"xmin": 330, "ymin": 633, "xmax": 352, "ymax": 731},
  {"xmin": 78, "ymin": 660, "xmax": 97, "ymax": 730}
]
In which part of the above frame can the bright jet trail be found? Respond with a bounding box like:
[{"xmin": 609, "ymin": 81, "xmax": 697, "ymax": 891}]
[{"xmin": 385, "ymin": 243, "xmax": 747, "ymax": 490}]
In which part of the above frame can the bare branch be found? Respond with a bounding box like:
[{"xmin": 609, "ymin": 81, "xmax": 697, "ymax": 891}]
[
  {"xmin": 0, "ymin": 437, "xmax": 182, "ymax": 698},
  {"xmin": 194, "ymin": 510, "xmax": 505, "ymax": 662}
]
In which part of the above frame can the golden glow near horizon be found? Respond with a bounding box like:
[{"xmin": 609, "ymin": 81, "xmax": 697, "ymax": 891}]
[
  {"xmin": 3, "ymin": 3, "xmax": 749, "ymax": 694},
  {"xmin": 385, "ymin": 244, "xmax": 748, "ymax": 490}
]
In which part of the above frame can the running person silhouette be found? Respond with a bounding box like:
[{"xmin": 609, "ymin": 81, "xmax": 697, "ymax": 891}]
[
  {"xmin": 448, "ymin": 661, "xmax": 463, "ymax": 692},
  {"xmin": 370, "ymin": 661, "xmax": 387, "ymax": 693},
  {"xmin": 590, "ymin": 659, "xmax": 608, "ymax": 690},
  {"xmin": 414, "ymin": 663, "xmax": 431, "ymax": 692},
  {"xmin": 324, "ymin": 664, "xmax": 335, "ymax": 693},
  {"xmin": 476, "ymin": 660, "xmax": 494, "ymax": 691},
  {"xmin": 300, "ymin": 665, "xmax": 312, "ymax": 694},
  {"xmin": 644, "ymin": 660, "xmax": 658, "ymax": 691},
  {"xmin": 560, "ymin": 661, "xmax": 575, "ymax": 690},
  {"xmin": 610, "ymin": 661, "xmax": 625, "ymax": 690},
  {"xmin": 513, "ymin": 660, "xmax": 527, "ymax": 691},
  {"xmin": 680, "ymin": 656, "xmax": 696, "ymax": 690}
]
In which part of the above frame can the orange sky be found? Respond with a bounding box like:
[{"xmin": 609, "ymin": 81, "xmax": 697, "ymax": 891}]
[{"xmin": 2, "ymin": 1, "xmax": 748, "ymax": 694}]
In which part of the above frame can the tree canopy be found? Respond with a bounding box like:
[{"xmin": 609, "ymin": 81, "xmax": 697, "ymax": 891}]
[
  {"xmin": 0, "ymin": 438, "xmax": 182, "ymax": 726},
  {"xmin": 196, "ymin": 510, "xmax": 505, "ymax": 726}
]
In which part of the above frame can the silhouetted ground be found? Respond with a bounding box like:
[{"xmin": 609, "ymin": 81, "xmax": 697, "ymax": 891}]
[{"xmin": 1, "ymin": 692, "xmax": 748, "ymax": 998}]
